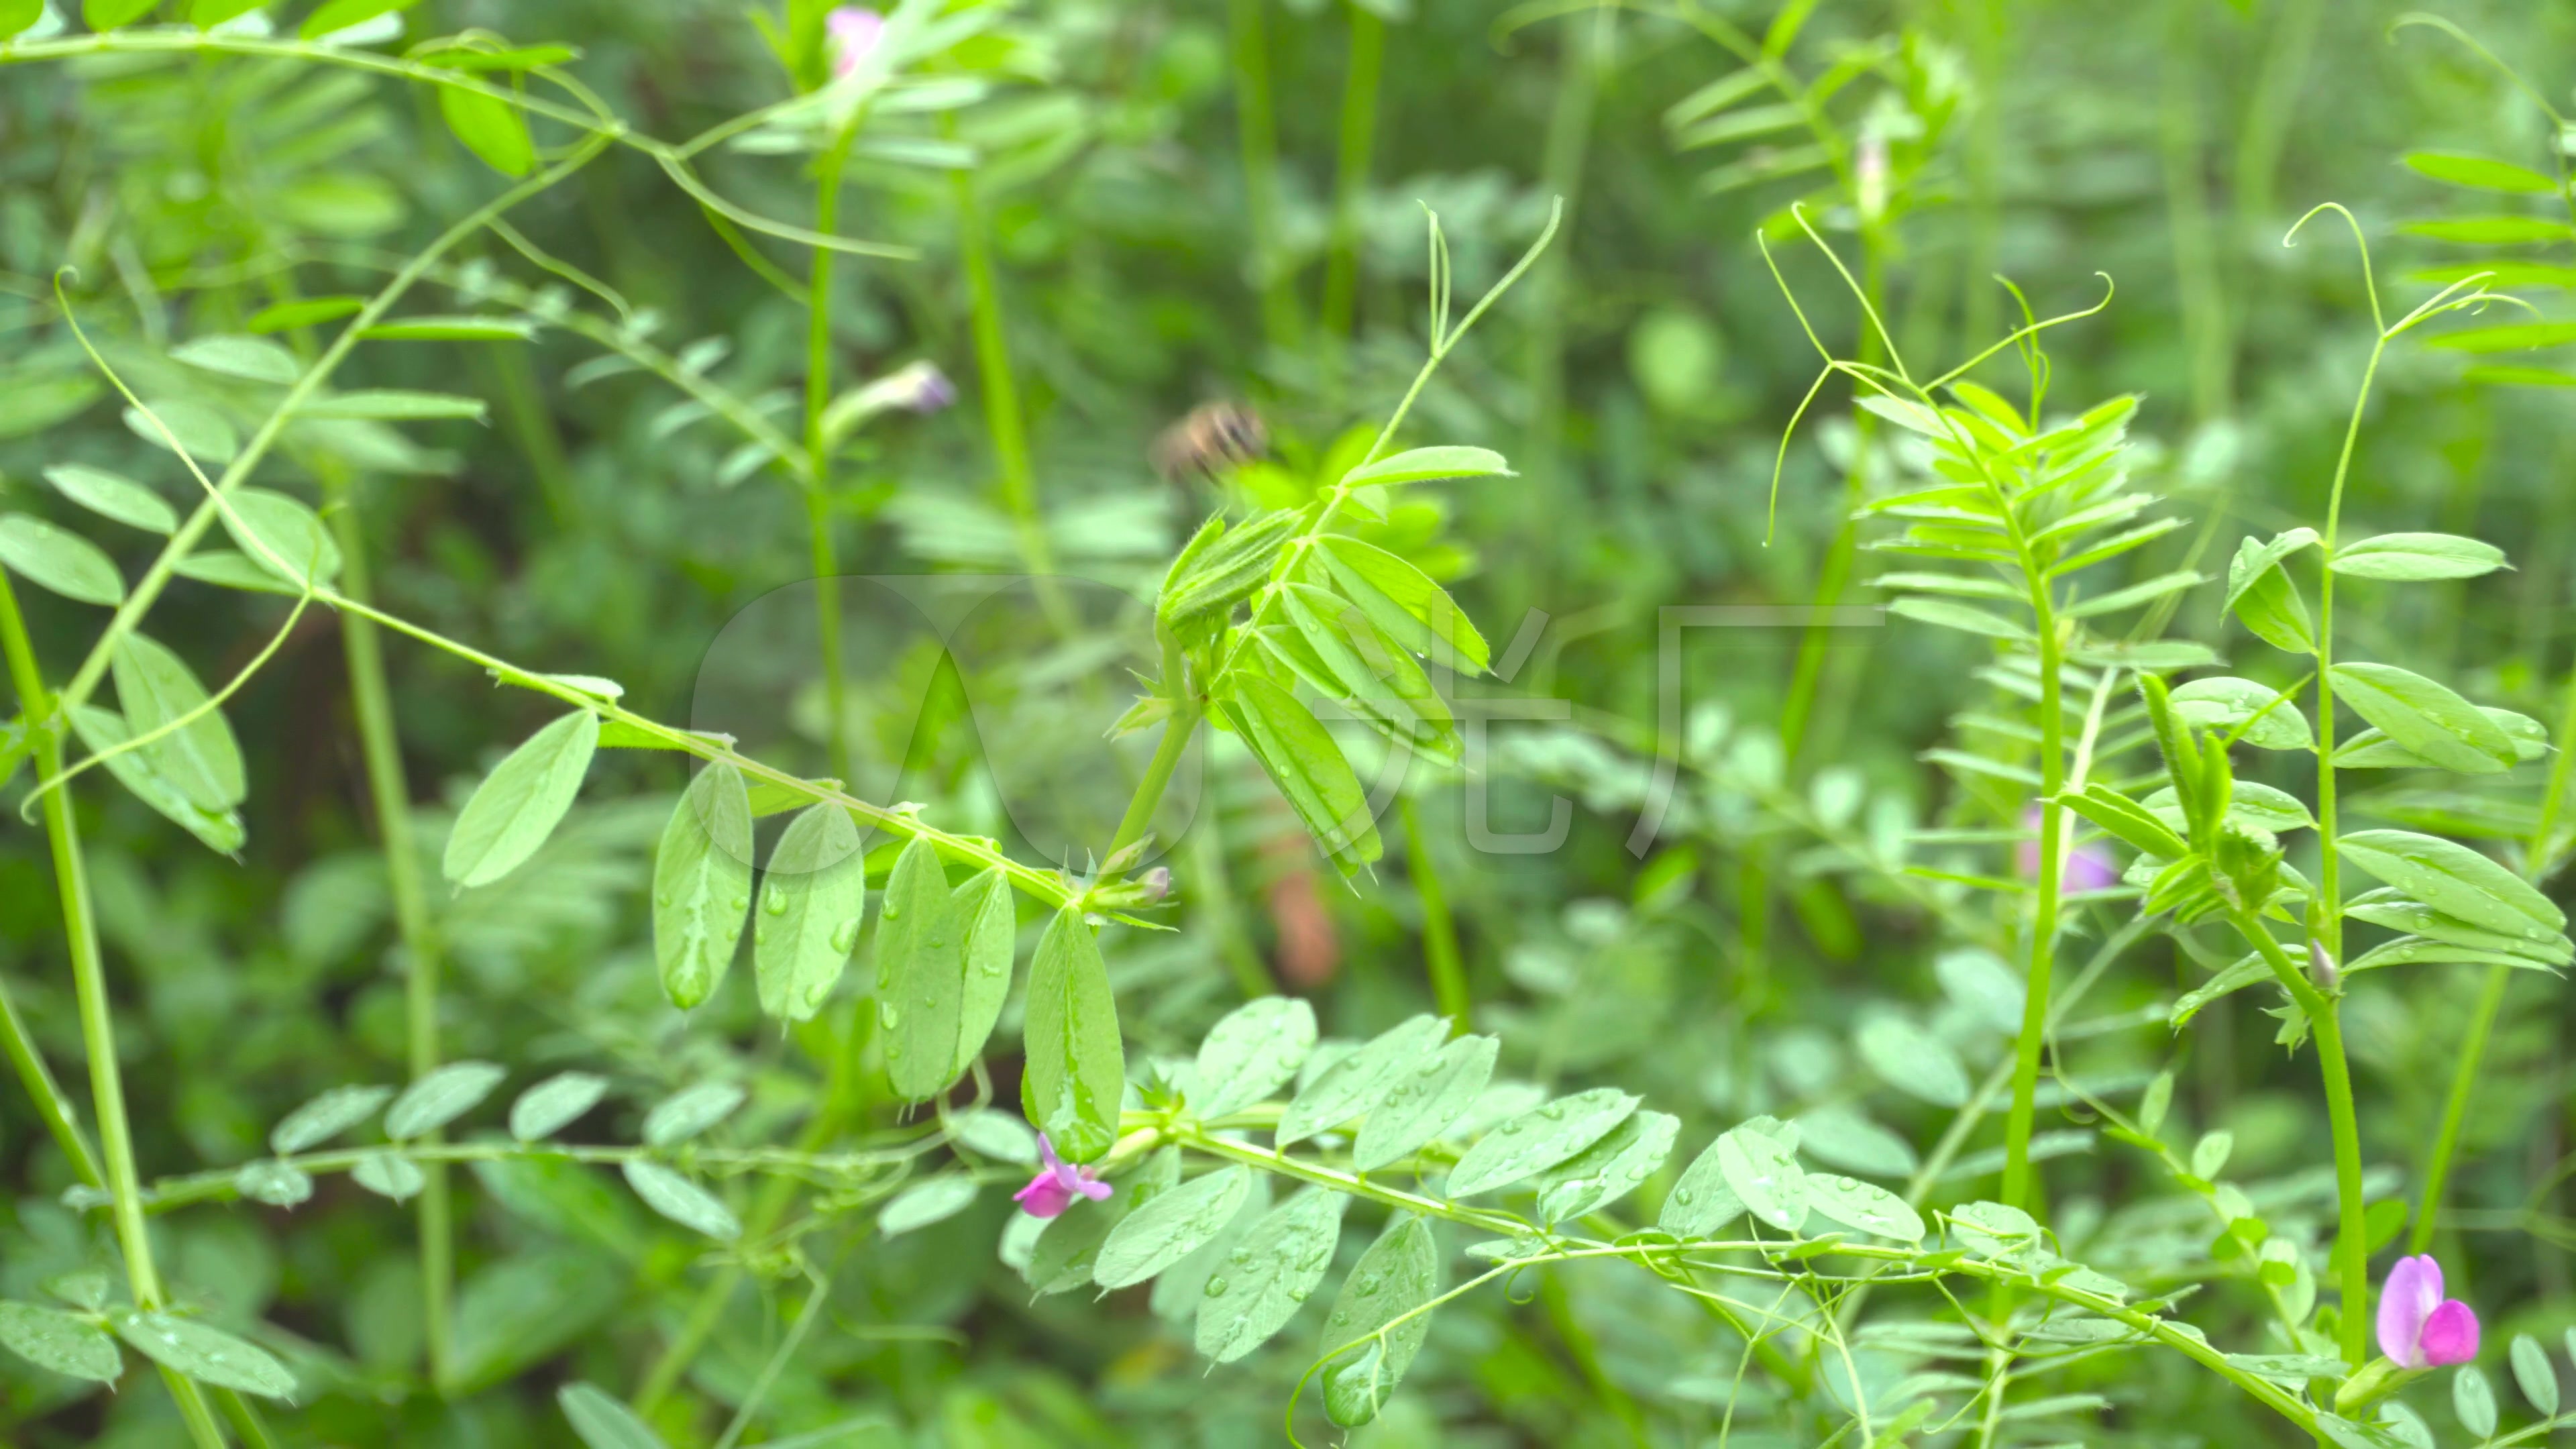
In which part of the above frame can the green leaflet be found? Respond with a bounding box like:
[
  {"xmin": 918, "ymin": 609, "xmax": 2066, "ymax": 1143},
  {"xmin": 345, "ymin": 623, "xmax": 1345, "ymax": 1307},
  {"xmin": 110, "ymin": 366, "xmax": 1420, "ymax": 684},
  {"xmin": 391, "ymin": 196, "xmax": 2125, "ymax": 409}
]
[
  {"xmin": 1159, "ymin": 509, "xmax": 1301, "ymax": 623},
  {"xmin": 1352, "ymin": 1032, "xmax": 1497, "ymax": 1171},
  {"xmin": 1279, "ymin": 583, "xmax": 1455, "ymax": 755},
  {"xmin": 641, "ymin": 1081, "xmax": 743, "ymax": 1146},
  {"xmin": 0, "ymin": 513, "xmax": 124, "ymax": 606},
  {"xmin": 2336, "ymin": 706, "xmax": 2548, "ymax": 768},
  {"xmin": 444, "ymin": 711, "xmax": 599, "ymax": 886},
  {"xmin": 172, "ymin": 334, "xmax": 300, "ymax": 384},
  {"xmin": 113, "ymin": 1310, "xmax": 297, "ymax": 1398},
  {"xmin": 44, "ymin": 463, "xmax": 176, "ymax": 534},
  {"xmin": 1192, "ymin": 996, "xmax": 1316, "ymax": 1118},
  {"xmin": 2337, "ymin": 829, "xmax": 2565, "ymax": 941},
  {"xmin": 2344, "ymin": 889, "xmax": 2572, "ymax": 963},
  {"xmin": 385, "ymin": 1060, "xmax": 506, "ymax": 1139},
  {"xmin": 439, "ymin": 82, "xmax": 537, "ymax": 177},
  {"xmin": 68, "ymin": 704, "xmax": 248, "ymax": 855},
  {"xmin": 879, "ymin": 841, "xmax": 1016, "ymax": 1101},
  {"xmin": 1854, "ymin": 1016, "xmax": 1970, "ymax": 1107},
  {"xmin": 1715, "ymin": 1120, "xmax": 1810, "ymax": 1232},
  {"xmin": 1220, "ymin": 672, "xmax": 1382, "ymax": 873},
  {"xmin": 2058, "ymin": 783, "xmax": 2188, "ymax": 859},
  {"xmin": 2169, "ymin": 676, "xmax": 2313, "ymax": 751},
  {"xmin": 1888, "ymin": 596, "xmax": 2032, "ymax": 641},
  {"xmin": 222, "ymin": 487, "xmax": 343, "ymax": 587},
  {"xmin": 1318, "ymin": 1215, "xmax": 1440, "ymax": 1428},
  {"xmin": 1277, "ymin": 1014, "xmax": 1448, "ymax": 1146},
  {"xmin": 1531, "ymin": 1109, "xmax": 1678, "ymax": 1224},
  {"xmin": 1021, "ymin": 906, "xmax": 1124, "ymax": 1163},
  {"xmin": 621, "ymin": 1160, "xmax": 741, "ymax": 1240},
  {"xmin": 1152, "ymin": 1173, "xmax": 1271, "ymax": 1322},
  {"xmin": 877, "ymin": 1177, "xmax": 980, "ymax": 1238},
  {"xmin": 111, "ymin": 632, "xmax": 246, "ymax": 813},
  {"xmin": 754, "ymin": 802, "xmax": 867, "ymax": 1022},
  {"xmin": 1194, "ymin": 1187, "xmax": 1348, "ymax": 1363},
  {"xmin": 0, "ymin": 1301, "xmax": 123, "ymax": 1383},
  {"xmin": 1803, "ymin": 1173, "xmax": 1926, "ymax": 1240},
  {"xmin": 650, "ymin": 760, "xmax": 753, "ymax": 1008},
  {"xmin": 269, "ymin": 1083, "xmax": 394, "ymax": 1155},
  {"xmin": 1095, "ymin": 1166, "xmax": 1252, "ymax": 1289},
  {"xmin": 1316, "ymin": 534, "xmax": 1490, "ymax": 674},
  {"xmin": 2329, "ymin": 531, "xmax": 2508, "ymax": 581},
  {"xmin": 1446, "ymin": 1087, "xmax": 1640, "ymax": 1199},
  {"xmin": 947, "ymin": 869, "xmax": 1018, "ymax": 1086},
  {"xmin": 1340, "ymin": 443, "xmax": 1510, "ymax": 488},
  {"xmin": 1661, "ymin": 1120, "xmax": 1792, "ymax": 1238},
  {"xmin": 2328, "ymin": 663, "xmax": 2516, "ymax": 774},
  {"xmin": 508, "ymin": 1071, "xmax": 608, "ymax": 1142},
  {"xmin": 558, "ymin": 1382, "xmax": 672, "ymax": 1449}
]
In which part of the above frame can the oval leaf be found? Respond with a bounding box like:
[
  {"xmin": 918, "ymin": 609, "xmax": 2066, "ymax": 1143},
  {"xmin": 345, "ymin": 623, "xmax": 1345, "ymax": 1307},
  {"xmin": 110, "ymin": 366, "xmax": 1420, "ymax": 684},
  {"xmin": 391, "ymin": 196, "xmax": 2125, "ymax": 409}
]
[
  {"xmin": 510, "ymin": 1071, "xmax": 610, "ymax": 1142},
  {"xmin": 1095, "ymin": 1166, "xmax": 1253, "ymax": 1289},
  {"xmin": 445, "ymin": 711, "xmax": 600, "ymax": 888},
  {"xmin": 385, "ymin": 1061, "xmax": 506, "ymax": 1140},
  {"xmin": 0, "ymin": 514, "xmax": 124, "ymax": 606},
  {"xmin": 651, "ymin": 761, "xmax": 753, "ymax": 1009},
  {"xmin": 1318, "ymin": 1215, "xmax": 1439, "ymax": 1428},
  {"xmin": 44, "ymin": 464, "xmax": 176, "ymax": 534},
  {"xmin": 1193, "ymin": 1187, "xmax": 1348, "ymax": 1364},
  {"xmin": 1278, "ymin": 1014, "xmax": 1449, "ymax": 1146},
  {"xmin": 754, "ymin": 802, "xmax": 867, "ymax": 1021},
  {"xmin": 621, "ymin": 1160, "xmax": 741, "ymax": 1240},
  {"xmin": 1193, "ymin": 997, "xmax": 1317, "ymax": 1119},
  {"xmin": 112, "ymin": 1311, "xmax": 297, "ymax": 1398},
  {"xmin": 0, "ymin": 1301, "xmax": 123, "ymax": 1383},
  {"xmin": 1446, "ymin": 1087, "xmax": 1640, "ymax": 1199},
  {"xmin": 1352, "ymin": 1032, "xmax": 1499, "ymax": 1172},
  {"xmin": 1020, "ymin": 906, "xmax": 1124, "ymax": 1164}
]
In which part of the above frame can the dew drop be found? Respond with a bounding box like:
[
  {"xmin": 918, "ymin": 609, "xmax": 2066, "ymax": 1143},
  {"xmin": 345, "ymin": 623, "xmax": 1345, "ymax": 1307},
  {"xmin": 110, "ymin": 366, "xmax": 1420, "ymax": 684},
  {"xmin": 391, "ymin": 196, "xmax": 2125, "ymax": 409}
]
[
  {"xmin": 751, "ymin": 925, "xmax": 767, "ymax": 946},
  {"xmin": 1674, "ymin": 1188, "xmax": 1695, "ymax": 1205},
  {"xmin": 654, "ymin": 890, "xmax": 674, "ymax": 908},
  {"xmin": 1353, "ymin": 1275, "xmax": 1379, "ymax": 1297},
  {"xmin": 1203, "ymin": 1277, "xmax": 1230, "ymax": 1298},
  {"xmin": 878, "ymin": 1001, "xmax": 902, "ymax": 1029},
  {"xmin": 763, "ymin": 885, "xmax": 790, "ymax": 916},
  {"xmin": 830, "ymin": 920, "xmax": 862, "ymax": 953},
  {"xmin": 1288, "ymin": 1287, "xmax": 1309, "ymax": 1303},
  {"xmin": 1417, "ymin": 1059, "xmax": 1444, "ymax": 1076},
  {"xmin": 729, "ymin": 895, "xmax": 751, "ymax": 914},
  {"xmin": 881, "ymin": 903, "xmax": 901, "ymax": 922}
]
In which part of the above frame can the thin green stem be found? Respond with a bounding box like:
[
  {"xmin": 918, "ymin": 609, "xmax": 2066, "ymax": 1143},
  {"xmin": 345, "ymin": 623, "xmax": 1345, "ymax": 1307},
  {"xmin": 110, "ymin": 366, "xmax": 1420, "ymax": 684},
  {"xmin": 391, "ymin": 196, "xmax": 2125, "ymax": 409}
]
[
  {"xmin": 0, "ymin": 566, "xmax": 226, "ymax": 1449},
  {"xmin": 1998, "ymin": 593, "xmax": 2065, "ymax": 1212},
  {"xmin": 2310, "ymin": 339, "xmax": 2385, "ymax": 973},
  {"xmin": 2231, "ymin": 910, "xmax": 2363, "ymax": 1364},
  {"xmin": 945, "ymin": 120, "xmax": 1071, "ymax": 632},
  {"xmin": 2159, "ymin": 0, "xmax": 2231, "ymax": 423},
  {"xmin": 1398, "ymin": 794, "xmax": 1470, "ymax": 1028},
  {"xmin": 1778, "ymin": 239, "xmax": 1885, "ymax": 765},
  {"xmin": 2410, "ymin": 961, "xmax": 2510, "ymax": 1256},
  {"xmin": 1521, "ymin": 1, "xmax": 1608, "ymax": 589},
  {"xmin": 325, "ymin": 494, "xmax": 457, "ymax": 1389},
  {"xmin": 0, "ymin": 962, "xmax": 101, "ymax": 1185},
  {"xmin": 1228, "ymin": 0, "xmax": 1301, "ymax": 354},
  {"xmin": 1321, "ymin": 1, "xmax": 1384, "ymax": 357},
  {"xmin": 1108, "ymin": 702, "xmax": 1200, "ymax": 864},
  {"xmin": 809, "ymin": 122, "xmax": 863, "ymax": 784}
]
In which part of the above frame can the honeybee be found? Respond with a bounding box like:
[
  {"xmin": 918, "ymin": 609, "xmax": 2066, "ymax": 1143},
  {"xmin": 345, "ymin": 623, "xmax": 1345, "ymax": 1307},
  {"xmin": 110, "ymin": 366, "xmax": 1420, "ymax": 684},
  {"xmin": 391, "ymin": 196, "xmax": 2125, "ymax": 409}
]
[{"xmin": 1150, "ymin": 401, "xmax": 1268, "ymax": 480}]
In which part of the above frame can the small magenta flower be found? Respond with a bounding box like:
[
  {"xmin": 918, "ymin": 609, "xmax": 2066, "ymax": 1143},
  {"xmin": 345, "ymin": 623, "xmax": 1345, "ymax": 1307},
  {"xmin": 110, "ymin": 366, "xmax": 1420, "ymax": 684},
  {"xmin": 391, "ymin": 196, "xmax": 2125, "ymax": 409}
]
[
  {"xmin": 827, "ymin": 7, "xmax": 886, "ymax": 80},
  {"xmin": 1012, "ymin": 1134, "xmax": 1112, "ymax": 1219},
  {"xmin": 2016, "ymin": 804, "xmax": 2121, "ymax": 894},
  {"xmin": 2377, "ymin": 1254, "xmax": 2480, "ymax": 1368}
]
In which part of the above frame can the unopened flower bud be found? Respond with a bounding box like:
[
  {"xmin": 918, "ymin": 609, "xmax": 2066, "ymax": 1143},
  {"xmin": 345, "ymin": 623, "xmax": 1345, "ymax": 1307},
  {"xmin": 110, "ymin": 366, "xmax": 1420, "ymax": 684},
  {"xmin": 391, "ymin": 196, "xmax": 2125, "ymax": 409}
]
[{"xmin": 2309, "ymin": 938, "xmax": 2338, "ymax": 991}]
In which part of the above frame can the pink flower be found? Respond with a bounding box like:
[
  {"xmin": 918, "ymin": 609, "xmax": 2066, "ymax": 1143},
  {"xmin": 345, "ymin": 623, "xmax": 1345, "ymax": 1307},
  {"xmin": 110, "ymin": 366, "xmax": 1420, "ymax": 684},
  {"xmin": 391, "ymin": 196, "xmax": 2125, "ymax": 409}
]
[
  {"xmin": 827, "ymin": 7, "xmax": 885, "ymax": 80},
  {"xmin": 2016, "ymin": 804, "xmax": 2122, "ymax": 894},
  {"xmin": 2377, "ymin": 1254, "xmax": 2480, "ymax": 1368},
  {"xmin": 1012, "ymin": 1133, "xmax": 1112, "ymax": 1219}
]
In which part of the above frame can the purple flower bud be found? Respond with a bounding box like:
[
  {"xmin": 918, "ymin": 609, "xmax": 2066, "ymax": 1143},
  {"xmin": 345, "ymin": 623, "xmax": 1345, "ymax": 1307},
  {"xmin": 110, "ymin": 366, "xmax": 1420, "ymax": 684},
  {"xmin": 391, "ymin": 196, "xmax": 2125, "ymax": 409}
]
[
  {"xmin": 2017, "ymin": 804, "xmax": 2121, "ymax": 894},
  {"xmin": 827, "ymin": 7, "xmax": 885, "ymax": 81},
  {"xmin": 2377, "ymin": 1254, "xmax": 2480, "ymax": 1368},
  {"xmin": 1011, "ymin": 1132, "xmax": 1112, "ymax": 1219}
]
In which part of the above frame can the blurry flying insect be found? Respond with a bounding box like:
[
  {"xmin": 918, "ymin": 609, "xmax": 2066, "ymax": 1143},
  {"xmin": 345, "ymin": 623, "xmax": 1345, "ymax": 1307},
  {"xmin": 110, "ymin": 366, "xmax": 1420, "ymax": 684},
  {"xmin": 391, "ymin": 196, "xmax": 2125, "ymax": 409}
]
[{"xmin": 1150, "ymin": 400, "xmax": 1268, "ymax": 480}]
